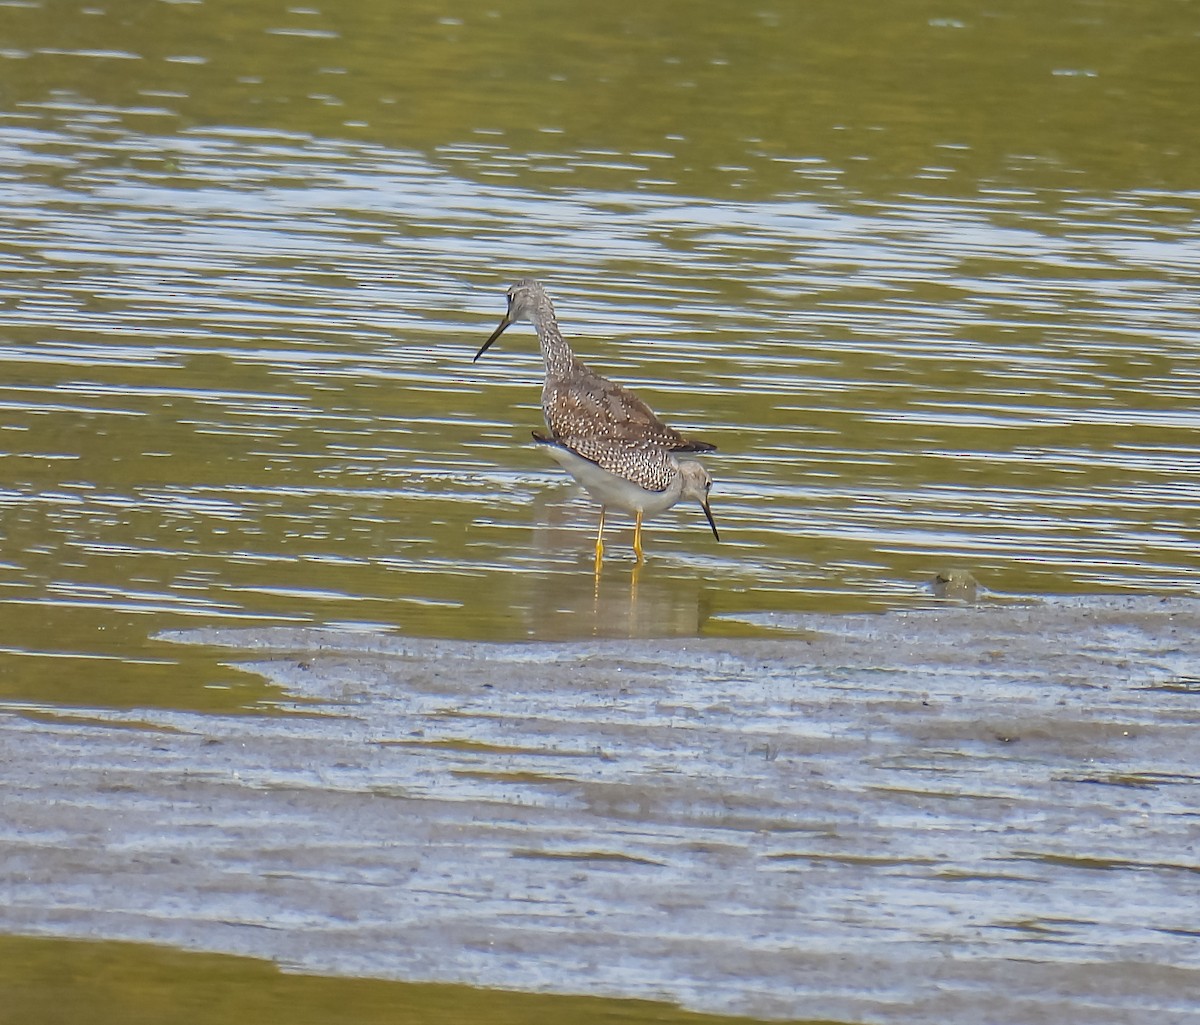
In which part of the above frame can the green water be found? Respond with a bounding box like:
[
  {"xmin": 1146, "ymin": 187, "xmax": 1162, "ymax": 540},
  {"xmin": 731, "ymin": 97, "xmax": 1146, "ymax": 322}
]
[
  {"xmin": 0, "ymin": 935, "xmax": 812, "ymax": 1025},
  {"xmin": 1, "ymin": 1, "xmax": 1198, "ymax": 683}
]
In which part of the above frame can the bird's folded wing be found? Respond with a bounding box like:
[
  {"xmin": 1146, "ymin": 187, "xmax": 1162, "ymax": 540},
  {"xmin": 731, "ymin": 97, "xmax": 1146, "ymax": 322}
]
[
  {"xmin": 535, "ymin": 432, "xmax": 677, "ymax": 493},
  {"xmin": 548, "ymin": 370, "xmax": 716, "ymax": 452}
]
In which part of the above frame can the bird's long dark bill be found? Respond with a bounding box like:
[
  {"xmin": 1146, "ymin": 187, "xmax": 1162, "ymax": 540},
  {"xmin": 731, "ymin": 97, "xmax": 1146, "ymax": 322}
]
[
  {"xmin": 474, "ymin": 314, "xmax": 512, "ymax": 362},
  {"xmin": 700, "ymin": 500, "xmax": 720, "ymax": 542}
]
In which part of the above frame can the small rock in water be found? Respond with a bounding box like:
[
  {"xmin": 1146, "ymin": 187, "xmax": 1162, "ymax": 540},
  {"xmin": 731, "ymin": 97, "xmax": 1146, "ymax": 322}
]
[{"xmin": 930, "ymin": 569, "xmax": 980, "ymax": 602}]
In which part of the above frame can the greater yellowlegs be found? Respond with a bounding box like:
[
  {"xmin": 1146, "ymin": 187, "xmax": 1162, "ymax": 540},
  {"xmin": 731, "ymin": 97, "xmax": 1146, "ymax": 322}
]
[
  {"xmin": 532, "ymin": 430, "xmax": 719, "ymax": 564},
  {"xmin": 475, "ymin": 280, "xmax": 716, "ymax": 453}
]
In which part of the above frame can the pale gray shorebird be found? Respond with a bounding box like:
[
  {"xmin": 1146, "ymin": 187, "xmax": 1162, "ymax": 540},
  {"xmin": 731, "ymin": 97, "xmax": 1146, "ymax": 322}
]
[
  {"xmin": 475, "ymin": 279, "xmax": 716, "ymax": 453},
  {"xmin": 531, "ymin": 430, "xmax": 719, "ymax": 565}
]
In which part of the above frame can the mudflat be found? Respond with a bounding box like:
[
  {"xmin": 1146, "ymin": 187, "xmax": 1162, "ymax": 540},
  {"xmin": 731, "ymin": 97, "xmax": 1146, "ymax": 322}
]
[{"xmin": 3, "ymin": 595, "xmax": 1198, "ymax": 1024}]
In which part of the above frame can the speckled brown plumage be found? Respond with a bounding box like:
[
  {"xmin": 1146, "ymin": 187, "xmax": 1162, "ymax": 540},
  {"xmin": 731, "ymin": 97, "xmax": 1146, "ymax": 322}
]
[
  {"xmin": 531, "ymin": 430, "xmax": 677, "ymax": 493},
  {"xmin": 476, "ymin": 280, "xmax": 716, "ymax": 453}
]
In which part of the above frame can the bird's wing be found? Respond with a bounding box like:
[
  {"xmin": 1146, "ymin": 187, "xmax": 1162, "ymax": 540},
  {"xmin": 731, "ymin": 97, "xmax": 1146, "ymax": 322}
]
[
  {"xmin": 532, "ymin": 431, "xmax": 677, "ymax": 493},
  {"xmin": 545, "ymin": 367, "xmax": 716, "ymax": 452}
]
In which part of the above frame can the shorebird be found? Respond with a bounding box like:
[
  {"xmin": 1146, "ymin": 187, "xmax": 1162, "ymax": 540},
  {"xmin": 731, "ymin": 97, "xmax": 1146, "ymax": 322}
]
[
  {"xmin": 475, "ymin": 279, "xmax": 716, "ymax": 453},
  {"xmin": 531, "ymin": 429, "xmax": 719, "ymax": 565}
]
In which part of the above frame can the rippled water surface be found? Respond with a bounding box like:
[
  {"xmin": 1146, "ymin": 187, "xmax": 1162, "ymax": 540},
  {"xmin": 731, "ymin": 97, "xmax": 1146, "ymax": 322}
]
[
  {"xmin": 3, "ymin": 2, "xmax": 1200, "ymax": 1022},
  {"xmin": 2, "ymin": 0, "xmax": 1199, "ymax": 697}
]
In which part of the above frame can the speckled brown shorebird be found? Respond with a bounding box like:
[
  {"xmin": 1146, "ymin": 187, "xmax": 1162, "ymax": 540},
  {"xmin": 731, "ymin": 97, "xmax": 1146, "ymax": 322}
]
[
  {"xmin": 475, "ymin": 279, "xmax": 716, "ymax": 453},
  {"xmin": 531, "ymin": 430, "xmax": 719, "ymax": 565}
]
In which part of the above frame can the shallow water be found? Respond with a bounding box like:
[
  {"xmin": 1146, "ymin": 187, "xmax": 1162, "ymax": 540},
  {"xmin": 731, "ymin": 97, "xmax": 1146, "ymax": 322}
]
[{"xmin": 2, "ymin": 0, "xmax": 1199, "ymax": 709}]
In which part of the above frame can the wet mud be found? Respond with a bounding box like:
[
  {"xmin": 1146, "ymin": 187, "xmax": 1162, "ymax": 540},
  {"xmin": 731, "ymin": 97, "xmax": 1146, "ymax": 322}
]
[{"xmin": 3, "ymin": 596, "xmax": 1199, "ymax": 1024}]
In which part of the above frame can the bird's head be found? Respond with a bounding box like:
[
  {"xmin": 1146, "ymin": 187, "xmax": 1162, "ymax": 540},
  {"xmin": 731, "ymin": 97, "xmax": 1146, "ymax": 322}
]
[
  {"xmin": 474, "ymin": 279, "xmax": 548, "ymax": 362},
  {"xmin": 678, "ymin": 460, "xmax": 719, "ymax": 542}
]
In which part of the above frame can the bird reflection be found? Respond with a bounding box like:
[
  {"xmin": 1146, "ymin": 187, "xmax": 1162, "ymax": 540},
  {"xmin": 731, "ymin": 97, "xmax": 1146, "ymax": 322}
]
[{"xmin": 523, "ymin": 489, "xmax": 708, "ymax": 639}]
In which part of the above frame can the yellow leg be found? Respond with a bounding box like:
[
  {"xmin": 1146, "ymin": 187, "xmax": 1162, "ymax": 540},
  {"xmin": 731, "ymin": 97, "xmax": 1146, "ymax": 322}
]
[
  {"xmin": 633, "ymin": 509, "xmax": 644, "ymax": 563},
  {"xmin": 594, "ymin": 507, "xmax": 606, "ymax": 571}
]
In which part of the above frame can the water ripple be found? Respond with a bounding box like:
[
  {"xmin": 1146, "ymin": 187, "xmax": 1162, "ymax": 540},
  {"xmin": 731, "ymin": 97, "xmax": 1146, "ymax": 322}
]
[{"xmin": 1, "ymin": 111, "xmax": 1198, "ymax": 661}]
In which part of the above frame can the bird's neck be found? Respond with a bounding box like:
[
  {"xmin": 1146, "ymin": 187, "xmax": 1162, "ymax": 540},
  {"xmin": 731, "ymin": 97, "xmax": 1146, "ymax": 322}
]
[{"xmin": 533, "ymin": 313, "xmax": 579, "ymax": 378}]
